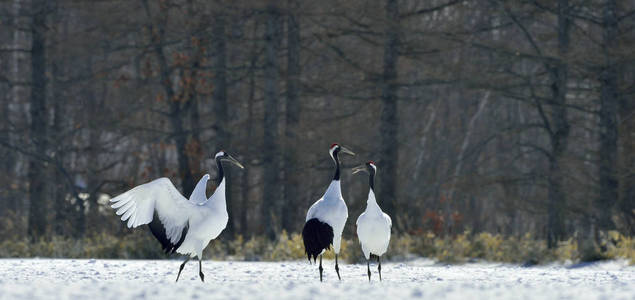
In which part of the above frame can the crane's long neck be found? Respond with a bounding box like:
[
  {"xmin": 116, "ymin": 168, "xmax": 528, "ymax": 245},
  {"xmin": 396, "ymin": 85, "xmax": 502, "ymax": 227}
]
[
  {"xmin": 209, "ymin": 157, "xmax": 227, "ymax": 211},
  {"xmin": 365, "ymin": 170, "xmax": 379, "ymax": 211},
  {"xmin": 215, "ymin": 157, "xmax": 224, "ymax": 186},
  {"xmin": 324, "ymin": 149, "xmax": 343, "ymax": 201},
  {"xmin": 332, "ymin": 150, "xmax": 340, "ymax": 181}
]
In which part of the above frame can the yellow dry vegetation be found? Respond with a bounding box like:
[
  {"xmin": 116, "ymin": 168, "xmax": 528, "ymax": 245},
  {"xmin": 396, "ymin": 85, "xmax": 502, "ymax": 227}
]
[{"xmin": 0, "ymin": 230, "xmax": 632, "ymax": 265}]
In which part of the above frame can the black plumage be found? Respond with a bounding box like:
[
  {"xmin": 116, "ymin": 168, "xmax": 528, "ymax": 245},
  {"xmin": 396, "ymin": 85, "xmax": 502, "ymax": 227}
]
[
  {"xmin": 147, "ymin": 211, "xmax": 188, "ymax": 254},
  {"xmin": 302, "ymin": 218, "xmax": 334, "ymax": 263}
]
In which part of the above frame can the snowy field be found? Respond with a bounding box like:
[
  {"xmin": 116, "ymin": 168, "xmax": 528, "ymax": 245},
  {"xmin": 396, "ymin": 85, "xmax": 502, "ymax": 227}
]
[{"xmin": 0, "ymin": 259, "xmax": 632, "ymax": 300}]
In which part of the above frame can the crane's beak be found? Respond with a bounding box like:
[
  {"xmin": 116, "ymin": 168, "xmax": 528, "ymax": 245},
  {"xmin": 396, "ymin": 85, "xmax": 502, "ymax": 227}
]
[
  {"xmin": 226, "ymin": 154, "xmax": 245, "ymax": 169},
  {"xmin": 352, "ymin": 164, "xmax": 368, "ymax": 174},
  {"xmin": 340, "ymin": 146, "xmax": 355, "ymax": 156}
]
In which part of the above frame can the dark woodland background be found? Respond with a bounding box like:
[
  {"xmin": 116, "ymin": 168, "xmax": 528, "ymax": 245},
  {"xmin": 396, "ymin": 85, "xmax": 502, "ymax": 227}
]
[{"xmin": 0, "ymin": 0, "xmax": 633, "ymax": 259}]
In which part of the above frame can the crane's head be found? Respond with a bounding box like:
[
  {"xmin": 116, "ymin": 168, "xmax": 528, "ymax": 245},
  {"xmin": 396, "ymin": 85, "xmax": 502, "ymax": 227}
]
[
  {"xmin": 329, "ymin": 143, "xmax": 355, "ymax": 160},
  {"xmin": 352, "ymin": 161, "xmax": 377, "ymax": 175},
  {"xmin": 214, "ymin": 150, "xmax": 245, "ymax": 169}
]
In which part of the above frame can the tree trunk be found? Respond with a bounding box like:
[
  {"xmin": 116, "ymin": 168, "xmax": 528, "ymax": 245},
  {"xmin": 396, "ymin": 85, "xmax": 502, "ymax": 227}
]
[
  {"xmin": 142, "ymin": 0, "xmax": 195, "ymax": 195},
  {"xmin": 51, "ymin": 60, "xmax": 68, "ymax": 236},
  {"xmin": 546, "ymin": 0, "xmax": 571, "ymax": 249},
  {"xmin": 619, "ymin": 84, "xmax": 634, "ymax": 235},
  {"xmin": 283, "ymin": 2, "xmax": 301, "ymax": 233},
  {"xmin": 262, "ymin": 4, "xmax": 282, "ymax": 240},
  {"xmin": 446, "ymin": 92, "xmax": 490, "ymax": 235},
  {"xmin": 378, "ymin": 0, "xmax": 399, "ymax": 221},
  {"xmin": 212, "ymin": 13, "xmax": 232, "ymax": 235},
  {"xmin": 595, "ymin": 0, "xmax": 618, "ymax": 233},
  {"xmin": 27, "ymin": 0, "xmax": 48, "ymax": 240},
  {"xmin": 239, "ymin": 20, "xmax": 260, "ymax": 237}
]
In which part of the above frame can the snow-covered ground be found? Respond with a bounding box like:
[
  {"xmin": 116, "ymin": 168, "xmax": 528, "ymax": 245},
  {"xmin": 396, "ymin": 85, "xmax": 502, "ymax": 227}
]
[{"xmin": 0, "ymin": 259, "xmax": 632, "ymax": 300}]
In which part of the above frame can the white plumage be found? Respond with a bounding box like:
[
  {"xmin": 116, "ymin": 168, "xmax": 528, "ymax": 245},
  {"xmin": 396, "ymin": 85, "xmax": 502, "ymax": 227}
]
[
  {"xmin": 110, "ymin": 175, "xmax": 227, "ymax": 258},
  {"xmin": 302, "ymin": 143, "xmax": 355, "ymax": 281},
  {"xmin": 109, "ymin": 150, "xmax": 243, "ymax": 282},
  {"xmin": 306, "ymin": 180, "xmax": 348, "ymax": 254},
  {"xmin": 356, "ymin": 189, "xmax": 392, "ymax": 259},
  {"xmin": 353, "ymin": 161, "xmax": 391, "ymax": 281}
]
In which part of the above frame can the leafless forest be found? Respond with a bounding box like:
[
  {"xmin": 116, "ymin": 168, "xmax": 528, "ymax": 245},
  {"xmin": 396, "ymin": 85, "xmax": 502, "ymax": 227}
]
[{"xmin": 0, "ymin": 0, "xmax": 633, "ymax": 257}]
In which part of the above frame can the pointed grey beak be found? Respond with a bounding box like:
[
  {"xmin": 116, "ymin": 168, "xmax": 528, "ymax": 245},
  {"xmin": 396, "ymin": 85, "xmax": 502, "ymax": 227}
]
[
  {"xmin": 226, "ymin": 154, "xmax": 245, "ymax": 169},
  {"xmin": 340, "ymin": 146, "xmax": 355, "ymax": 156},
  {"xmin": 352, "ymin": 164, "xmax": 367, "ymax": 174}
]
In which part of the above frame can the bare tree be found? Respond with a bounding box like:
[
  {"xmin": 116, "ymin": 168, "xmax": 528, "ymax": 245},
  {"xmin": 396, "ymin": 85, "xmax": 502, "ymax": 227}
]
[
  {"xmin": 262, "ymin": 4, "xmax": 283, "ymax": 240},
  {"xmin": 27, "ymin": 0, "xmax": 49, "ymax": 239},
  {"xmin": 283, "ymin": 0, "xmax": 302, "ymax": 232}
]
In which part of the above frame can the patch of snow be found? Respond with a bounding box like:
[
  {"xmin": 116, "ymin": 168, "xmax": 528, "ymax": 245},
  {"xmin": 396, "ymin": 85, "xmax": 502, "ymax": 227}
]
[{"xmin": 0, "ymin": 259, "xmax": 632, "ymax": 300}]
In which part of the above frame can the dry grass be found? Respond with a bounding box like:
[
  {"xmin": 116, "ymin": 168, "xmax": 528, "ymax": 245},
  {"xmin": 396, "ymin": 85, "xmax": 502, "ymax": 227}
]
[{"xmin": 0, "ymin": 230, "xmax": 632, "ymax": 265}]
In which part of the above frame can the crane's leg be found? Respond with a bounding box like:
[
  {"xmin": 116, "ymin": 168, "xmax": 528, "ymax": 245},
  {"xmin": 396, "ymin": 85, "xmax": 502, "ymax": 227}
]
[
  {"xmin": 199, "ymin": 258, "xmax": 205, "ymax": 282},
  {"xmin": 378, "ymin": 256, "xmax": 382, "ymax": 281},
  {"xmin": 367, "ymin": 259, "xmax": 371, "ymax": 282},
  {"xmin": 176, "ymin": 257, "xmax": 191, "ymax": 282},
  {"xmin": 319, "ymin": 255, "xmax": 323, "ymax": 282},
  {"xmin": 335, "ymin": 254, "xmax": 341, "ymax": 280}
]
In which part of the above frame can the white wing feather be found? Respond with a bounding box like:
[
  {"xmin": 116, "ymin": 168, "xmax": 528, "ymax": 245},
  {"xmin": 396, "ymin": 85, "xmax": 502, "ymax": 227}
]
[
  {"xmin": 189, "ymin": 174, "xmax": 211, "ymax": 205},
  {"xmin": 110, "ymin": 177, "xmax": 195, "ymax": 244}
]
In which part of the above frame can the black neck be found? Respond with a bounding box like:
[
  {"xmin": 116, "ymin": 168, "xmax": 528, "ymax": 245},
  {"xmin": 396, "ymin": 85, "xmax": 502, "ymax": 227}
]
[
  {"xmin": 332, "ymin": 150, "xmax": 340, "ymax": 181},
  {"xmin": 368, "ymin": 170, "xmax": 375, "ymax": 191},
  {"xmin": 215, "ymin": 157, "xmax": 224, "ymax": 185}
]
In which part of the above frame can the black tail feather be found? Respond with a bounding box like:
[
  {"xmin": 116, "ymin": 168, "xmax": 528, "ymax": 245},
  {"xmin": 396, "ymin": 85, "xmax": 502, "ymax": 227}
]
[
  {"xmin": 302, "ymin": 218, "xmax": 334, "ymax": 262},
  {"xmin": 147, "ymin": 211, "xmax": 188, "ymax": 254}
]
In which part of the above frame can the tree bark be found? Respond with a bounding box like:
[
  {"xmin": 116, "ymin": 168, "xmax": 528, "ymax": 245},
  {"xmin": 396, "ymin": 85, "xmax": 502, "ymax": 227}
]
[
  {"xmin": 241, "ymin": 21, "xmax": 259, "ymax": 237},
  {"xmin": 378, "ymin": 0, "xmax": 399, "ymax": 221},
  {"xmin": 546, "ymin": 0, "xmax": 571, "ymax": 249},
  {"xmin": 27, "ymin": 0, "xmax": 48, "ymax": 240},
  {"xmin": 283, "ymin": 1, "xmax": 301, "ymax": 233},
  {"xmin": 212, "ymin": 12, "xmax": 232, "ymax": 235},
  {"xmin": 446, "ymin": 92, "xmax": 490, "ymax": 235},
  {"xmin": 142, "ymin": 0, "xmax": 195, "ymax": 195},
  {"xmin": 595, "ymin": 0, "xmax": 619, "ymax": 233},
  {"xmin": 51, "ymin": 59, "xmax": 68, "ymax": 236},
  {"xmin": 618, "ymin": 84, "xmax": 634, "ymax": 235},
  {"xmin": 262, "ymin": 4, "xmax": 282, "ymax": 240}
]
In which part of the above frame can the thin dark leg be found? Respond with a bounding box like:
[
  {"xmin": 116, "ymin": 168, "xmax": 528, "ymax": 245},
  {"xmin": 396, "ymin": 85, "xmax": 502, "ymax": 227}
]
[
  {"xmin": 335, "ymin": 254, "xmax": 341, "ymax": 280},
  {"xmin": 367, "ymin": 259, "xmax": 371, "ymax": 282},
  {"xmin": 199, "ymin": 258, "xmax": 205, "ymax": 282},
  {"xmin": 176, "ymin": 257, "xmax": 191, "ymax": 282},
  {"xmin": 378, "ymin": 256, "xmax": 382, "ymax": 281},
  {"xmin": 319, "ymin": 255, "xmax": 324, "ymax": 282}
]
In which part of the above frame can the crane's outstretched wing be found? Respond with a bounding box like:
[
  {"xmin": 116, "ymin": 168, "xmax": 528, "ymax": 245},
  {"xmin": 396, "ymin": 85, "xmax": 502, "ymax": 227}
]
[
  {"xmin": 189, "ymin": 174, "xmax": 211, "ymax": 205},
  {"xmin": 110, "ymin": 178, "xmax": 194, "ymax": 253}
]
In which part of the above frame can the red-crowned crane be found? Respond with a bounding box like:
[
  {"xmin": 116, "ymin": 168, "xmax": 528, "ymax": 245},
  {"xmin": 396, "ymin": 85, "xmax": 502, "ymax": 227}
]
[
  {"xmin": 302, "ymin": 143, "xmax": 355, "ymax": 282},
  {"xmin": 353, "ymin": 161, "xmax": 391, "ymax": 281},
  {"xmin": 110, "ymin": 151, "xmax": 244, "ymax": 282}
]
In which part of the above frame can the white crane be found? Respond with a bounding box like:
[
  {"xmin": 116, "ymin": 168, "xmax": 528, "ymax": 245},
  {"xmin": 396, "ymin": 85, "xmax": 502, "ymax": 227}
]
[
  {"xmin": 353, "ymin": 161, "xmax": 391, "ymax": 281},
  {"xmin": 109, "ymin": 151, "xmax": 244, "ymax": 282},
  {"xmin": 302, "ymin": 143, "xmax": 355, "ymax": 282}
]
